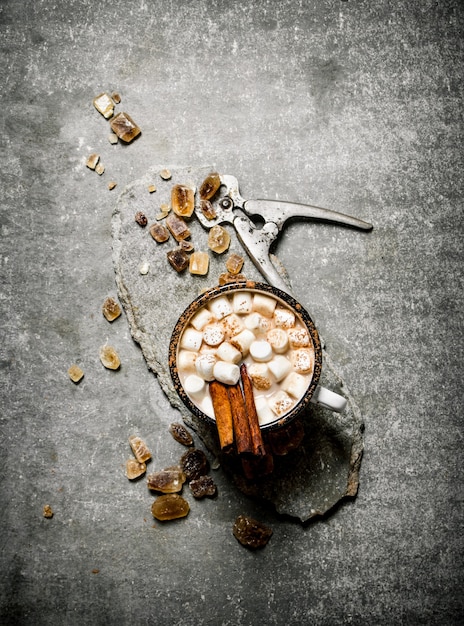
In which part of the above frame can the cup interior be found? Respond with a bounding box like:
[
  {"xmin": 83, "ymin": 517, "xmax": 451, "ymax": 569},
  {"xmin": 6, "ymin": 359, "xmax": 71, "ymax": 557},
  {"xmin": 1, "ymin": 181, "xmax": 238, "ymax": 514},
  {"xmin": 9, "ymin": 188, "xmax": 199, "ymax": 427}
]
[{"xmin": 169, "ymin": 281, "xmax": 322, "ymax": 431}]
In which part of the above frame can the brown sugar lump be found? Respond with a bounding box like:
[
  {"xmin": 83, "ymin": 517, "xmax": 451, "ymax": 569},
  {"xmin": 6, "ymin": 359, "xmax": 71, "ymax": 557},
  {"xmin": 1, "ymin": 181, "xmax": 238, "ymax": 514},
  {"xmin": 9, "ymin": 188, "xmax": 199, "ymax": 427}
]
[
  {"xmin": 225, "ymin": 253, "xmax": 244, "ymax": 275},
  {"xmin": 166, "ymin": 213, "xmax": 190, "ymax": 241},
  {"xmin": 102, "ymin": 297, "xmax": 121, "ymax": 322},
  {"xmin": 86, "ymin": 153, "xmax": 100, "ymax": 170},
  {"xmin": 125, "ymin": 458, "xmax": 147, "ymax": 480},
  {"xmin": 189, "ymin": 251, "xmax": 209, "ymax": 276},
  {"xmin": 208, "ymin": 225, "xmax": 230, "ymax": 254},
  {"xmin": 128, "ymin": 435, "xmax": 152, "ymax": 463},
  {"xmin": 68, "ymin": 364, "xmax": 84, "ymax": 383},
  {"xmin": 99, "ymin": 345, "xmax": 121, "ymax": 370},
  {"xmin": 189, "ymin": 475, "xmax": 217, "ymax": 499},
  {"xmin": 135, "ymin": 211, "xmax": 148, "ymax": 227},
  {"xmin": 180, "ymin": 448, "xmax": 209, "ymax": 481},
  {"xmin": 149, "ymin": 222, "xmax": 170, "ymax": 243},
  {"xmin": 199, "ymin": 172, "xmax": 220, "ymax": 201},
  {"xmin": 147, "ymin": 467, "xmax": 186, "ymax": 493},
  {"xmin": 43, "ymin": 505, "xmax": 54, "ymax": 518},
  {"xmin": 151, "ymin": 494, "xmax": 189, "ymax": 521},
  {"xmin": 109, "ymin": 112, "xmax": 141, "ymax": 143},
  {"xmin": 167, "ymin": 248, "xmax": 189, "ymax": 272},
  {"xmin": 93, "ymin": 93, "xmax": 114, "ymax": 119},
  {"xmin": 171, "ymin": 184, "xmax": 195, "ymax": 218},
  {"xmin": 168, "ymin": 422, "xmax": 193, "ymax": 447},
  {"xmin": 233, "ymin": 515, "xmax": 273, "ymax": 549}
]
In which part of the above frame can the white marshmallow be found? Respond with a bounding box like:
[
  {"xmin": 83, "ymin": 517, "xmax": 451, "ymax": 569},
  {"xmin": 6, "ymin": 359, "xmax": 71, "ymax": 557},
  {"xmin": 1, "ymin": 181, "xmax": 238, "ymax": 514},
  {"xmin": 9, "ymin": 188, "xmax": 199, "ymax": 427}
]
[
  {"xmin": 274, "ymin": 307, "xmax": 295, "ymax": 329},
  {"xmin": 213, "ymin": 360, "xmax": 240, "ymax": 385},
  {"xmin": 190, "ymin": 308, "xmax": 214, "ymax": 331},
  {"xmin": 216, "ymin": 341, "xmax": 242, "ymax": 364},
  {"xmin": 292, "ymin": 348, "xmax": 314, "ymax": 375},
  {"xmin": 232, "ymin": 291, "xmax": 253, "ymax": 314},
  {"xmin": 266, "ymin": 328, "xmax": 289, "ymax": 354},
  {"xmin": 184, "ymin": 374, "xmax": 206, "ymax": 400},
  {"xmin": 244, "ymin": 312, "xmax": 262, "ymax": 331},
  {"xmin": 208, "ymin": 295, "xmax": 232, "ymax": 320},
  {"xmin": 177, "ymin": 350, "xmax": 197, "ymax": 372},
  {"xmin": 203, "ymin": 323, "xmax": 225, "ymax": 346},
  {"xmin": 287, "ymin": 327, "xmax": 310, "ymax": 348},
  {"xmin": 230, "ymin": 329, "xmax": 256, "ymax": 356},
  {"xmin": 253, "ymin": 293, "xmax": 277, "ymax": 318},
  {"xmin": 180, "ymin": 328, "xmax": 203, "ymax": 352},
  {"xmin": 248, "ymin": 362, "xmax": 272, "ymax": 390},
  {"xmin": 249, "ymin": 340, "xmax": 273, "ymax": 362},
  {"xmin": 195, "ymin": 353, "xmax": 217, "ymax": 381},
  {"xmin": 255, "ymin": 396, "xmax": 276, "ymax": 426},
  {"xmin": 243, "ymin": 312, "xmax": 272, "ymax": 335},
  {"xmin": 282, "ymin": 371, "xmax": 308, "ymax": 399},
  {"xmin": 221, "ymin": 313, "xmax": 244, "ymax": 338},
  {"xmin": 268, "ymin": 390, "xmax": 294, "ymax": 416},
  {"xmin": 268, "ymin": 355, "xmax": 292, "ymax": 382}
]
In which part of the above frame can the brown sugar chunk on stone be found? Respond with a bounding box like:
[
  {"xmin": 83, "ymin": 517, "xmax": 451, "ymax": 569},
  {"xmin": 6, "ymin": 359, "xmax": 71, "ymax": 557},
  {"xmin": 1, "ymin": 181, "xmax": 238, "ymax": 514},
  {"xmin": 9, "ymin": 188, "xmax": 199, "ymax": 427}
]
[
  {"xmin": 129, "ymin": 435, "xmax": 151, "ymax": 463},
  {"xmin": 180, "ymin": 448, "xmax": 209, "ymax": 481},
  {"xmin": 233, "ymin": 515, "xmax": 273, "ymax": 549},
  {"xmin": 169, "ymin": 422, "xmax": 193, "ymax": 447},
  {"xmin": 110, "ymin": 112, "xmax": 141, "ymax": 143},
  {"xmin": 189, "ymin": 475, "xmax": 217, "ymax": 499},
  {"xmin": 151, "ymin": 494, "xmax": 189, "ymax": 521}
]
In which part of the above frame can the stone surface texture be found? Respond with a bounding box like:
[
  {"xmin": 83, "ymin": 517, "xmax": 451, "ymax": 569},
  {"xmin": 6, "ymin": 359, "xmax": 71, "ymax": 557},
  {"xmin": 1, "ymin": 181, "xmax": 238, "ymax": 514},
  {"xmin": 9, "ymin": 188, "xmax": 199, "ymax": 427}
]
[{"xmin": 0, "ymin": 1, "xmax": 463, "ymax": 625}]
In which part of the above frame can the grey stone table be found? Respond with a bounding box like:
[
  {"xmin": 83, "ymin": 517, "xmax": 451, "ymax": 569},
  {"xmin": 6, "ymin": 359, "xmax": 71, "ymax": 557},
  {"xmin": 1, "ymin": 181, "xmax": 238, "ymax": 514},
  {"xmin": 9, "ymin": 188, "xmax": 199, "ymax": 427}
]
[{"xmin": 1, "ymin": 1, "xmax": 462, "ymax": 624}]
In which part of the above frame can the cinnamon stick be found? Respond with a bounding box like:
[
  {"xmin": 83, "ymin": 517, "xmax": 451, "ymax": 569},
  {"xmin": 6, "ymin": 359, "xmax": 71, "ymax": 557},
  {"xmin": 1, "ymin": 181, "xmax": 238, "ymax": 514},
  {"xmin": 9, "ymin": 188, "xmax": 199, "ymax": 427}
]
[
  {"xmin": 239, "ymin": 363, "xmax": 265, "ymax": 457},
  {"xmin": 227, "ymin": 383, "xmax": 252, "ymax": 456},
  {"xmin": 209, "ymin": 380, "xmax": 234, "ymax": 450}
]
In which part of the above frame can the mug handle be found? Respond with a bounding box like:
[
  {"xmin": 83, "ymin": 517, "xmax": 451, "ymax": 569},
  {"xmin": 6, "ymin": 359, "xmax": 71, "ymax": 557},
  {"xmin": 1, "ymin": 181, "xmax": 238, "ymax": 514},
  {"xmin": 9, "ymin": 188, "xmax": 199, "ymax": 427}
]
[{"xmin": 310, "ymin": 385, "xmax": 347, "ymax": 413}]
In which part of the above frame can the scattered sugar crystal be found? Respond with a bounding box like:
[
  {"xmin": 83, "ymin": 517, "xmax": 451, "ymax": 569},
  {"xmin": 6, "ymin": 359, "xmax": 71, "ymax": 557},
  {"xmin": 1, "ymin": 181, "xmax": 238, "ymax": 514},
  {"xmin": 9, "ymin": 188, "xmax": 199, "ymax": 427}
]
[{"xmin": 93, "ymin": 92, "xmax": 114, "ymax": 119}]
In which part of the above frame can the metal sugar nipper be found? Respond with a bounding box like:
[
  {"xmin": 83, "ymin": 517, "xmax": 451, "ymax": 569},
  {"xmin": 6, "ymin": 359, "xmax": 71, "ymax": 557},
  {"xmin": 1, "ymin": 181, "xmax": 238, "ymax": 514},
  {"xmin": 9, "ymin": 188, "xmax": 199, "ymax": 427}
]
[{"xmin": 194, "ymin": 174, "xmax": 373, "ymax": 294}]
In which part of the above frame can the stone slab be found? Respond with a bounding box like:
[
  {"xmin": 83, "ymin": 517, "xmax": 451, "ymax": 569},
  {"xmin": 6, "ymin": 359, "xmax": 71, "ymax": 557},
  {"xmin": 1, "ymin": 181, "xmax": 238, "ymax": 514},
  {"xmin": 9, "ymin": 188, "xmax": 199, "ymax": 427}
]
[{"xmin": 112, "ymin": 165, "xmax": 363, "ymax": 521}]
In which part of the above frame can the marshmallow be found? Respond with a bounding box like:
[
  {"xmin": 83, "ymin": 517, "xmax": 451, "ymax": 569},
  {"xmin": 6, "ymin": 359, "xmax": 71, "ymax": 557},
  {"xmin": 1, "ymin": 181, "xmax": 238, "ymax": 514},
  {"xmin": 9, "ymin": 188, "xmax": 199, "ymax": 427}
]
[
  {"xmin": 287, "ymin": 327, "xmax": 310, "ymax": 348},
  {"xmin": 249, "ymin": 340, "xmax": 273, "ymax": 362},
  {"xmin": 230, "ymin": 329, "xmax": 256, "ymax": 356},
  {"xmin": 266, "ymin": 328, "xmax": 289, "ymax": 354},
  {"xmin": 282, "ymin": 371, "xmax": 308, "ymax": 399},
  {"xmin": 190, "ymin": 308, "xmax": 214, "ymax": 331},
  {"xmin": 213, "ymin": 360, "xmax": 240, "ymax": 385},
  {"xmin": 274, "ymin": 307, "xmax": 295, "ymax": 329},
  {"xmin": 268, "ymin": 390, "xmax": 294, "ymax": 416},
  {"xmin": 216, "ymin": 341, "xmax": 242, "ymax": 364},
  {"xmin": 177, "ymin": 350, "xmax": 197, "ymax": 372},
  {"xmin": 203, "ymin": 323, "xmax": 225, "ymax": 346},
  {"xmin": 232, "ymin": 291, "xmax": 253, "ymax": 314},
  {"xmin": 253, "ymin": 293, "xmax": 277, "ymax": 318},
  {"xmin": 221, "ymin": 313, "xmax": 244, "ymax": 338},
  {"xmin": 255, "ymin": 396, "xmax": 276, "ymax": 426},
  {"xmin": 268, "ymin": 355, "xmax": 292, "ymax": 382},
  {"xmin": 248, "ymin": 363, "xmax": 272, "ymax": 390},
  {"xmin": 180, "ymin": 328, "xmax": 203, "ymax": 352},
  {"xmin": 292, "ymin": 348, "xmax": 314, "ymax": 375},
  {"xmin": 195, "ymin": 353, "xmax": 217, "ymax": 381},
  {"xmin": 184, "ymin": 374, "xmax": 206, "ymax": 400},
  {"xmin": 244, "ymin": 312, "xmax": 262, "ymax": 332},
  {"xmin": 208, "ymin": 295, "xmax": 232, "ymax": 320},
  {"xmin": 243, "ymin": 312, "xmax": 272, "ymax": 335}
]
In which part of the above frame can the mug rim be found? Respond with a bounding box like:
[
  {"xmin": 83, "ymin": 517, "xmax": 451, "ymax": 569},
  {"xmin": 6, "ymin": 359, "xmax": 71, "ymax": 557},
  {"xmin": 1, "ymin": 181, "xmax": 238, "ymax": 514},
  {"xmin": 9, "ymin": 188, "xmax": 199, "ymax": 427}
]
[{"xmin": 168, "ymin": 280, "xmax": 322, "ymax": 432}]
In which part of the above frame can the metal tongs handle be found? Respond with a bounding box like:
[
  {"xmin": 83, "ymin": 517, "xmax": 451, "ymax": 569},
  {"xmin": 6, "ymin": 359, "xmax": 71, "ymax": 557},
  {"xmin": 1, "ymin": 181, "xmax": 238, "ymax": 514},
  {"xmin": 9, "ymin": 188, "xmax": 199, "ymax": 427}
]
[
  {"xmin": 244, "ymin": 199, "xmax": 374, "ymax": 232},
  {"xmin": 234, "ymin": 199, "xmax": 373, "ymax": 294}
]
